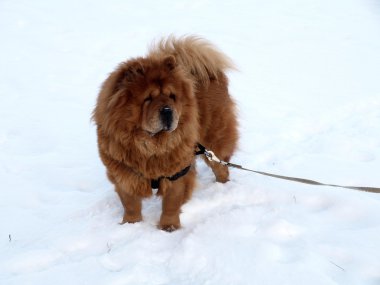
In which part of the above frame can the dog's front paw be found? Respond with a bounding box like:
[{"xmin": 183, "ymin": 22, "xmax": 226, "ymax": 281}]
[
  {"xmin": 159, "ymin": 224, "xmax": 180, "ymax": 232},
  {"xmin": 159, "ymin": 215, "xmax": 180, "ymax": 232},
  {"xmin": 120, "ymin": 213, "xmax": 142, "ymax": 224}
]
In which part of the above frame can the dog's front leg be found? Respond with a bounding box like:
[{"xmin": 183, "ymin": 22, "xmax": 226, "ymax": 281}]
[
  {"xmin": 113, "ymin": 172, "xmax": 151, "ymax": 224},
  {"xmin": 158, "ymin": 168, "xmax": 196, "ymax": 232},
  {"xmin": 117, "ymin": 187, "xmax": 143, "ymax": 224},
  {"xmin": 159, "ymin": 180, "xmax": 186, "ymax": 232}
]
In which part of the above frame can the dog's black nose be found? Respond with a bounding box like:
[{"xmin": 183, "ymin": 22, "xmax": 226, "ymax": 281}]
[{"xmin": 160, "ymin": 106, "xmax": 173, "ymax": 130}]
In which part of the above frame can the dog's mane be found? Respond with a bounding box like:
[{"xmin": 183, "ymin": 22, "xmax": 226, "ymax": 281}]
[{"xmin": 148, "ymin": 35, "xmax": 236, "ymax": 84}]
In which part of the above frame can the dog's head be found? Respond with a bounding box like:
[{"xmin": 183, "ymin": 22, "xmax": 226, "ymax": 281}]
[{"xmin": 100, "ymin": 56, "xmax": 195, "ymax": 138}]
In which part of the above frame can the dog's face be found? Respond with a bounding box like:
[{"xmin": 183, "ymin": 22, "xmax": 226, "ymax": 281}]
[
  {"xmin": 105, "ymin": 56, "xmax": 194, "ymax": 138},
  {"xmin": 140, "ymin": 81, "xmax": 181, "ymax": 136}
]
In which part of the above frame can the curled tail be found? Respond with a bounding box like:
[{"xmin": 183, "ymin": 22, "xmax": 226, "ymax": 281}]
[{"xmin": 148, "ymin": 35, "xmax": 236, "ymax": 84}]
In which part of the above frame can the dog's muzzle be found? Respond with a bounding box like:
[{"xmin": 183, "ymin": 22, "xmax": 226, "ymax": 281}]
[{"xmin": 160, "ymin": 106, "xmax": 173, "ymax": 130}]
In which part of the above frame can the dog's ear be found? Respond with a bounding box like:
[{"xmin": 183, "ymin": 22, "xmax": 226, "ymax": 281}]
[
  {"xmin": 163, "ymin": 55, "xmax": 177, "ymax": 71},
  {"xmin": 106, "ymin": 59, "xmax": 144, "ymax": 96},
  {"xmin": 124, "ymin": 58, "xmax": 145, "ymax": 81}
]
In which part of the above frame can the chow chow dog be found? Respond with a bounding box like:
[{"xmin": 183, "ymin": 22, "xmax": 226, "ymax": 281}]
[{"xmin": 93, "ymin": 35, "xmax": 238, "ymax": 231}]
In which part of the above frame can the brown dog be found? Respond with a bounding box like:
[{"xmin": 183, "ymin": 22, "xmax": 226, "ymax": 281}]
[{"xmin": 93, "ymin": 36, "xmax": 238, "ymax": 231}]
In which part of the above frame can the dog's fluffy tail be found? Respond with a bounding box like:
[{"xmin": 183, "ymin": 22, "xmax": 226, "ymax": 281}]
[{"xmin": 149, "ymin": 35, "xmax": 236, "ymax": 84}]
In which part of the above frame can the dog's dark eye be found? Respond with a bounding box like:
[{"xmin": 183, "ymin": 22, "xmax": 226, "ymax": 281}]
[
  {"xmin": 169, "ymin": 93, "xmax": 176, "ymax": 101},
  {"xmin": 144, "ymin": 95, "xmax": 152, "ymax": 103}
]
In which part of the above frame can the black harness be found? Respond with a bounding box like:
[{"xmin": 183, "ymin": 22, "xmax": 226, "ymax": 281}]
[
  {"xmin": 151, "ymin": 165, "xmax": 191, "ymax": 189},
  {"xmin": 150, "ymin": 144, "xmax": 207, "ymax": 189}
]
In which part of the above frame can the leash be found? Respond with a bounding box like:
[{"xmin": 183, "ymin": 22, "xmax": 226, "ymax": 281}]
[{"xmin": 196, "ymin": 144, "xmax": 380, "ymax": 194}]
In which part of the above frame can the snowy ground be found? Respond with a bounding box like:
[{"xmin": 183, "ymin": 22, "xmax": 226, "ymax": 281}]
[{"xmin": 1, "ymin": 0, "xmax": 380, "ymax": 284}]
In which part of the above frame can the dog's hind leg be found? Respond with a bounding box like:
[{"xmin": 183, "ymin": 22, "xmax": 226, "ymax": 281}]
[{"xmin": 203, "ymin": 155, "xmax": 231, "ymax": 183}]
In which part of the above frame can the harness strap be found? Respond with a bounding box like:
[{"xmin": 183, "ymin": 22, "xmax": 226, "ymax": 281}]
[
  {"xmin": 151, "ymin": 165, "xmax": 192, "ymax": 189},
  {"xmin": 195, "ymin": 143, "xmax": 206, "ymax": 155},
  {"xmin": 150, "ymin": 144, "xmax": 207, "ymax": 189}
]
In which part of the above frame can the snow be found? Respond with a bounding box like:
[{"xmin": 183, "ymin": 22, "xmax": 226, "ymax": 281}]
[{"xmin": 1, "ymin": 0, "xmax": 380, "ymax": 284}]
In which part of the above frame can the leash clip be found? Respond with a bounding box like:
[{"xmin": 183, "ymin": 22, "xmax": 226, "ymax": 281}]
[
  {"xmin": 197, "ymin": 143, "xmax": 229, "ymax": 166},
  {"xmin": 204, "ymin": 149, "xmax": 218, "ymax": 162},
  {"xmin": 204, "ymin": 149, "xmax": 229, "ymax": 166}
]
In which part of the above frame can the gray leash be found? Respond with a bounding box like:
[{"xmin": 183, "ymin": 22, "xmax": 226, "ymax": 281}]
[{"xmin": 198, "ymin": 144, "xmax": 380, "ymax": 194}]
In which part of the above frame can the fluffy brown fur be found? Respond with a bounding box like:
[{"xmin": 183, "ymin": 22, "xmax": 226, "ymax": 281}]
[{"xmin": 93, "ymin": 35, "xmax": 238, "ymax": 231}]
